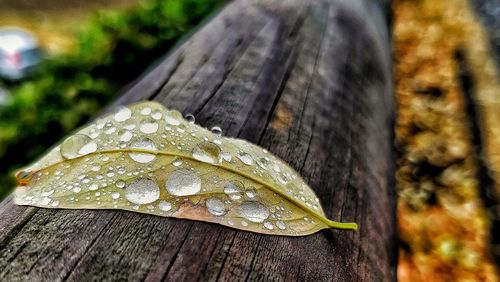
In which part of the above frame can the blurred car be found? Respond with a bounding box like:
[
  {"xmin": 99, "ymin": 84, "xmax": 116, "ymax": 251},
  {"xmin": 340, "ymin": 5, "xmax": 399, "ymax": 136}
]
[{"xmin": 0, "ymin": 27, "xmax": 43, "ymax": 81}]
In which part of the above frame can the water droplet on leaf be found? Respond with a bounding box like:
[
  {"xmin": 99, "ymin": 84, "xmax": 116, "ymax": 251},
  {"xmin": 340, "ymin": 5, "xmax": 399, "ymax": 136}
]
[
  {"xmin": 237, "ymin": 201, "xmax": 270, "ymax": 223},
  {"xmin": 165, "ymin": 110, "xmax": 182, "ymax": 125},
  {"xmin": 140, "ymin": 122, "xmax": 159, "ymax": 134},
  {"xmin": 125, "ymin": 178, "xmax": 160, "ymax": 205},
  {"xmin": 185, "ymin": 113, "xmax": 195, "ymax": 123},
  {"xmin": 61, "ymin": 134, "xmax": 98, "ymax": 159},
  {"xmin": 159, "ymin": 200, "xmax": 172, "ymax": 212},
  {"xmin": 211, "ymin": 126, "xmax": 222, "ymax": 136},
  {"xmin": 166, "ymin": 169, "xmax": 201, "ymax": 196},
  {"xmin": 237, "ymin": 151, "xmax": 254, "ymax": 165},
  {"xmin": 192, "ymin": 142, "xmax": 222, "ymax": 164},
  {"xmin": 129, "ymin": 138, "xmax": 157, "ymax": 163},
  {"xmin": 206, "ymin": 198, "xmax": 225, "ymax": 216},
  {"xmin": 114, "ymin": 107, "xmax": 132, "ymax": 122}
]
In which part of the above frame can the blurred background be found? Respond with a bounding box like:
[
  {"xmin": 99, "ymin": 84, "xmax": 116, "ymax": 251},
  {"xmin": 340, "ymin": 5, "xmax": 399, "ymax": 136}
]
[{"xmin": 0, "ymin": 0, "xmax": 499, "ymax": 280}]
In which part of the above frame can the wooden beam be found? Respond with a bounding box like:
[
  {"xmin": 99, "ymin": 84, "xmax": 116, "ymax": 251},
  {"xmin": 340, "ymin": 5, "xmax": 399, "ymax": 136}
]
[{"xmin": 0, "ymin": 0, "xmax": 396, "ymax": 280}]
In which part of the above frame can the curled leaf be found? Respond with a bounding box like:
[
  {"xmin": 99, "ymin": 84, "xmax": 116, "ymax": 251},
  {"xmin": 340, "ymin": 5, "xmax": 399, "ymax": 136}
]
[{"xmin": 14, "ymin": 101, "xmax": 357, "ymax": 236}]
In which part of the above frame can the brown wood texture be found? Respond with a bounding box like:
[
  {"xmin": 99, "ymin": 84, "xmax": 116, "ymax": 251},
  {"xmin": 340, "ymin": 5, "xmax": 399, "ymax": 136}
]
[{"xmin": 0, "ymin": 0, "xmax": 396, "ymax": 281}]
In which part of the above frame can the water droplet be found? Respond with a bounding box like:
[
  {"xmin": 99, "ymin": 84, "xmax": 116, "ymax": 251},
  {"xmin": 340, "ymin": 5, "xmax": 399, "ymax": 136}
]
[
  {"xmin": 257, "ymin": 158, "xmax": 268, "ymax": 169},
  {"xmin": 172, "ymin": 158, "xmax": 183, "ymax": 167},
  {"xmin": 241, "ymin": 220, "xmax": 249, "ymax": 227},
  {"xmin": 152, "ymin": 112, "xmax": 162, "ymax": 120},
  {"xmin": 276, "ymin": 221, "xmax": 286, "ymax": 230},
  {"xmin": 105, "ymin": 127, "xmax": 117, "ymax": 134},
  {"xmin": 89, "ymin": 184, "xmax": 99, "ymax": 191},
  {"xmin": 222, "ymin": 152, "xmax": 232, "ymax": 162},
  {"xmin": 159, "ymin": 200, "xmax": 172, "ymax": 212},
  {"xmin": 206, "ymin": 198, "xmax": 225, "ymax": 216},
  {"xmin": 185, "ymin": 113, "xmax": 195, "ymax": 123},
  {"xmin": 129, "ymin": 138, "xmax": 157, "ymax": 163},
  {"xmin": 237, "ymin": 201, "xmax": 270, "ymax": 223},
  {"xmin": 278, "ymin": 174, "xmax": 289, "ymax": 184},
  {"xmin": 125, "ymin": 178, "xmax": 160, "ymax": 205},
  {"xmin": 140, "ymin": 122, "xmax": 159, "ymax": 134},
  {"xmin": 111, "ymin": 192, "xmax": 121, "ymax": 200},
  {"xmin": 41, "ymin": 190, "xmax": 54, "ymax": 197},
  {"xmin": 61, "ymin": 134, "xmax": 98, "ymax": 159},
  {"xmin": 166, "ymin": 169, "xmax": 201, "ymax": 196},
  {"xmin": 192, "ymin": 142, "xmax": 222, "ymax": 164},
  {"xmin": 39, "ymin": 197, "xmax": 51, "ymax": 206},
  {"xmin": 263, "ymin": 222, "xmax": 274, "ymax": 230},
  {"xmin": 114, "ymin": 107, "xmax": 132, "ymax": 122},
  {"xmin": 211, "ymin": 126, "xmax": 222, "ymax": 136},
  {"xmin": 91, "ymin": 165, "xmax": 101, "ymax": 172},
  {"xmin": 115, "ymin": 180, "xmax": 126, "ymax": 188},
  {"xmin": 120, "ymin": 131, "xmax": 133, "ymax": 142},
  {"xmin": 224, "ymin": 181, "xmax": 243, "ymax": 195},
  {"xmin": 165, "ymin": 110, "xmax": 182, "ymax": 125},
  {"xmin": 237, "ymin": 151, "xmax": 253, "ymax": 165},
  {"xmin": 245, "ymin": 188, "xmax": 257, "ymax": 198},
  {"xmin": 140, "ymin": 107, "xmax": 152, "ymax": 115}
]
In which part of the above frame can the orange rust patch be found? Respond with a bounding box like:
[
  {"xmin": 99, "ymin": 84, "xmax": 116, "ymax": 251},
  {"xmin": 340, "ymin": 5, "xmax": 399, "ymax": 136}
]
[{"xmin": 271, "ymin": 104, "xmax": 294, "ymax": 131}]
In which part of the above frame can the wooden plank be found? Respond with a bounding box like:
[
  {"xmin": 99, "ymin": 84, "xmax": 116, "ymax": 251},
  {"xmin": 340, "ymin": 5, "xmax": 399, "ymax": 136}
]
[{"xmin": 0, "ymin": 0, "xmax": 396, "ymax": 280}]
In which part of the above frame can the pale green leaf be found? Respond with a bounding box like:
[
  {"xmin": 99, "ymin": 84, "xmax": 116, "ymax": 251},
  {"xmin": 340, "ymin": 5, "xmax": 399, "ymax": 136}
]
[{"xmin": 14, "ymin": 101, "xmax": 357, "ymax": 236}]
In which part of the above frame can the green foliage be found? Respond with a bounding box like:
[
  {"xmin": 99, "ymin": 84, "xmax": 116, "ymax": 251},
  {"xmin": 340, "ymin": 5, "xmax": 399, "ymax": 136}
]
[{"xmin": 0, "ymin": 0, "xmax": 223, "ymax": 200}]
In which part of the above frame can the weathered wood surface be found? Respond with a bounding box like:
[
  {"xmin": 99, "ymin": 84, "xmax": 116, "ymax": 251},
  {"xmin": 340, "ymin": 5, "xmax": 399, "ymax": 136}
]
[{"xmin": 0, "ymin": 0, "xmax": 396, "ymax": 281}]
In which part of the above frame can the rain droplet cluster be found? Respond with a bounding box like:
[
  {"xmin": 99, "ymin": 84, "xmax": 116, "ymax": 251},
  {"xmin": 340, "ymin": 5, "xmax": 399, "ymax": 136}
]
[{"xmin": 14, "ymin": 102, "xmax": 326, "ymax": 235}]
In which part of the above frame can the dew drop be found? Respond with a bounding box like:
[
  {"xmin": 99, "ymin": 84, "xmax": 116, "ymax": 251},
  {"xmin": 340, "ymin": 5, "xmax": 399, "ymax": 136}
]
[
  {"xmin": 165, "ymin": 110, "xmax": 182, "ymax": 125},
  {"xmin": 41, "ymin": 190, "xmax": 54, "ymax": 197},
  {"xmin": 140, "ymin": 122, "xmax": 159, "ymax": 134},
  {"xmin": 120, "ymin": 131, "xmax": 133, "ymax": 142},
  {"xmin": 263, "ymin": 222, "xmax": 274, "ymax": 230},
  {"xmin": 206, "ymin": 198, "xmax": 225, "ymax": 216},
  {"xmin": 222, "ymin": 152, "xmax": 232, "ymax": 162},
  {"xmin": 211, "ymin": 126, "xmax": 222, "ymax": 136},
  {"xmin": 125, "ymin": 178, "xmax": 160, "ymax": 205},
  {"xmin": 152, "ymin": 112, "xmax": 162, "ymax": 120},
  {"xmin": 276, "ymin": 220, "xmax": 286, "ymax": 230},
  {"xmin": 105, "ymin": 127, "xmax": 117, "ymax": 134},
  {"xmin": 129, "ymin": 138, "xmax": 157, "ymax": 163},
  {"xmin": 241, "ymin": 220, "xmax": 249, "ymax": 227},
  {"xmin": 140, "ymin": 107, "xmax": 152, "ymax": 115},
  {"xmin": 159, "ymin": 200, "xmax": 172, "ymax": 212},
  {"xmin": 185, "ymin": 113, "xmax": 195, "ymax": 123},
  {"xmin": 237, "ymin": 201, "xmax": 270, "ymax": 223},
  {"xmin": 237, "ymin": 151, "xmax": 254, "ymax": 165},
  {"xmin": 257, "ymin": 158, "xmax": 268, "ymax": 169},
  {"xmin": 89, "ymin": 184, "xmax": 99, "ymax": 191},
  {"xmin": 114, "ymin": 107, "xmax": 132, "ymax": 122},
  {"xmin": 61, "ymin": 134, "xmax": 98, "ymax": 159},
  {"xmin": 172, "ymin": 158, "xmax": 183, "ymax": 167},
  {"xmin": 165, "ymin": 169, "xmax": 201, "ymax": 196},
  {"xmin": 115, "ymin": 180, "xmax": 126, "ymax": 188},
  {"xmin": 192, "ymin": 142, "xmax": 222, "ymax": 164},
  {"xmin": 245, "ymin": 188, "xmax": 257, "ymax": 198},
  {"xmin": 39, "ymin": 197, "xmax": 51, "ymax": 206},
  {"xmin": 224, "ymin": 181, "xmax": 243, "ymax": 195},
  {"xmin": 111, "ymin": 192, "xmax": 121, "ymax": 200}
]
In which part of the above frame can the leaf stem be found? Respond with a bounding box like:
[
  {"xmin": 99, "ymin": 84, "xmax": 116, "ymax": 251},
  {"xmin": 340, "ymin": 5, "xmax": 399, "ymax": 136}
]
[{"xmin": 326, "ymin": 220, "xmax": 358, "ymax": 231}]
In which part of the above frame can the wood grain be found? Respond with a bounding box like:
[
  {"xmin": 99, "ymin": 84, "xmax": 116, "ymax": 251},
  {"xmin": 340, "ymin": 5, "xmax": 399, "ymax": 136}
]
[{"xmin": 0, "ymin": 0, "xmax": 396, "ymax": 281}]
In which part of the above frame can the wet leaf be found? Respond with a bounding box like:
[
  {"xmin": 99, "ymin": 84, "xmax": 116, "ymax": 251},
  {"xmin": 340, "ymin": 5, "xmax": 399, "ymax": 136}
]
[{"xmin": 13, "ymin": 101, "xmax": 357, "ymax": 236}]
